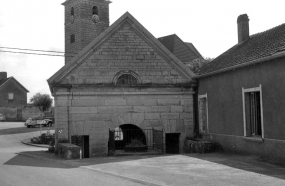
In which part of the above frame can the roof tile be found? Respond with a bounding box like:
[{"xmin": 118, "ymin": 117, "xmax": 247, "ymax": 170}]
[{"xmin": 198, "ymin": 23, "xmax": 285, "ymax": 75}]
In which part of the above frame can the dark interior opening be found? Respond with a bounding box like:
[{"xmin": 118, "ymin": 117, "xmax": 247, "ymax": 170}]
[
  {"xmin": 82, "ymin": 135, "xmax": 89, "ymax": 158},
  {"xmin": 115, "ymin": 124, "xmax": 146, "ymax": 150},
  {"xmin": 166, "ymin": 133, "xmax": 180, "ymax": 154}
]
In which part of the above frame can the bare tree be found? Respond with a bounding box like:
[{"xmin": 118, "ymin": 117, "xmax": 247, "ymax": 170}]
[{"xmin": 30, "ymin": 93, "xmax": 53, "ymax": 112}]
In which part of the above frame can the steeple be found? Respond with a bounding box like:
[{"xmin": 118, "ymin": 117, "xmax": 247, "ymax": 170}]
[{"xmin": 62, "ymin": 0, "xmax": 111, "ymax": 63}]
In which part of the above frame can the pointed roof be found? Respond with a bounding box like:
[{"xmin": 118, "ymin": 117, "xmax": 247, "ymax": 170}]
[
  {"xmin": 0, "ymin": 77, "xmax": 29, "ymax": 92},
  {"xmin": 197, "ymin": 23, "xmax": 285, "ymax": 77},
  {"xmin": 158, "ymin": 34, "xmax": 202, "ymax": 61},
  {"xmin": 48, "ymin": 12, "xmax": 195, "ymax": 86},
  {"xmin": 185, "ymin": 42, "xmax": 202, "ymax": 58}
]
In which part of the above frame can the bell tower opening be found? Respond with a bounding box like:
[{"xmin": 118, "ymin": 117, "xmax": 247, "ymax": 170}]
[{"xmin": 62, "ymin": 0, "xmax": 111, "ymax": 64}]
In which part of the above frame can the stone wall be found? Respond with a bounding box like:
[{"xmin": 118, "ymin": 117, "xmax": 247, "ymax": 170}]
[
  {"xmin": 63, "ymin": 21, "xmax": 188, "ymax": 85},
  {"xmin": 22, "ymin": 106, "xmax": 42, "ymax": 120},
  {"xmin": 55, "ymin": 88, "xmax": 194, "ymax": 157}
]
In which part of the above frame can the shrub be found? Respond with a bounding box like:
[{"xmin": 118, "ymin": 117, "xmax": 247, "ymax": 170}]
[{"xmin": 31, "ymin": 133, "xmax": 55, "ymax": 145}]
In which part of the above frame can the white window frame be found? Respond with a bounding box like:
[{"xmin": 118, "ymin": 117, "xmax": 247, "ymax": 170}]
[
  {"xmin": 242, "ymin": 85, "xmax": 264, "ymax": 138},
  {"xmin": 198, "ymin": 93, "xmax": 209, "ymax": 134}
]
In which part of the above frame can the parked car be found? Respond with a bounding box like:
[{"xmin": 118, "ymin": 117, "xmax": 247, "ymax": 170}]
[
  {"xmin": 0, "ymin": 114, "xmax": 6, "ymax": 121},
  {"xmin": 25, "ymin": 117, "xmax": 52, "ymax": 128}
]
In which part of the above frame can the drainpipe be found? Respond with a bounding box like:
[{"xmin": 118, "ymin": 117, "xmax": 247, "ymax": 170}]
[
  {"xmin": 67, "ymin": 87, "xmax": 71, "ymax": 143},
  {"xmin": 193, "ymin": 84, "xmax": 199, "ymax": 139}
]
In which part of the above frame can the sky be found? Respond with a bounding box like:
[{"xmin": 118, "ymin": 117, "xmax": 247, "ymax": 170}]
[{"xmin": 0, "ymin": 0, "xmax": 284, "ymax": 102}]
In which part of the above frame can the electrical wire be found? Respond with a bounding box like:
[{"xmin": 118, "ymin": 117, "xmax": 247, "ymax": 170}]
[
  {"xmin": 0, "ymin": 46, "xmax": 76, "ymax": 54},
  {"xmin": 0, "ymin": 50, "xmax": 75, "ymax": 57}
]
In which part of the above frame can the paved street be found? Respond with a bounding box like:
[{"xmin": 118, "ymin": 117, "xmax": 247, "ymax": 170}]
[
  {"xmin": 1, "ymin": 122, "xmax": 285, "ymax": 186},
  {"xmin": 0, "ymin": 122, "xmax": 146, "ymax": 186}
]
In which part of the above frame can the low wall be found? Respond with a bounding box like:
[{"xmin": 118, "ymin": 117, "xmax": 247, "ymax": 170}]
[{"xmin": 57, "ymin": 143, "xmax": 80, "ymax": 160}]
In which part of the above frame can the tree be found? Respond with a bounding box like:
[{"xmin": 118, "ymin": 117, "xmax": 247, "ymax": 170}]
[
  {"xmin": 186, "ymin": 57, "xmax": 215, "ymax": 73},
  {"xmin": 30, "ymin": 93, "xmax": 53, "ymax": 112}
]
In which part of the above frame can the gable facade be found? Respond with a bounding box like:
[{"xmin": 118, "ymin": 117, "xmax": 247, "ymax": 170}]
[
  {"xmin": 49, "ymin": 8, "xmax": 196, "ymax": 157},
  {"xmin": 0, "ymin": 72, "xmax": 28, "ymax": 108},
  {"xmin": 195, "ymin": 14, "xmax": 285, "ymax": 162}
]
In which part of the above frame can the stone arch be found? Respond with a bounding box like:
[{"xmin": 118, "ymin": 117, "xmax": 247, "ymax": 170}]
[
  {"xmin": 110, "ymin": 113, "xmax": 145, "ymax": 128},
  {"xmin": 113, "ymin": 70, "xmax": 141, "ymax": 85},
  {"xmin": 120, "ymin": 124, "xmax": 146, "ymax": 144}
]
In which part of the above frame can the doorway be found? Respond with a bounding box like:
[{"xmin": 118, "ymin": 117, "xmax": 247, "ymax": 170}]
[
  {"xmin": 82, "ymin": 135, "xmax": 89, "ymax": 158},
  {"xmin": 165, "ymin": 133, "xmax": 180, "ymax": 154}
]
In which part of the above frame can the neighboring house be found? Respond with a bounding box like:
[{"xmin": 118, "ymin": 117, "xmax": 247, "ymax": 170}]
[
  {"xmin": 195, "ymin": 14, "xmax": 285, "ymax": 161},
  {"xmin": 0, "ymin": 72, "xmax": 28, "ymax": 107},
  {"xmin": 158, "ymin": 34, "xmax": 202, "ymax": 65},
  {"xmin": 48, "ymin": 0, "xmax": 199, "ymax": 157},
  {"xmin": 0, "ymin": 72, "xmax": 29, "ymax": 121}
]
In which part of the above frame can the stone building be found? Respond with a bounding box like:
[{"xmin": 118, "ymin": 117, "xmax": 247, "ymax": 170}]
[{"xmin": 48, "ymin": 0, "xmax": 198, "ymax": 157}]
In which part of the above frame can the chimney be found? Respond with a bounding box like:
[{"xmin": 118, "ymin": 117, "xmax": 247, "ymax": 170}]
[
  {"xmin": 237, "ymin": 14, "xmax": 250, "ymax": 43},
  {"xmin": 0, "ymin": 72, "xmax": 7, "ymax": 81}
]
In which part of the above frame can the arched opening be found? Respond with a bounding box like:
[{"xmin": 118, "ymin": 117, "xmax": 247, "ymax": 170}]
[
  {"xmin": 116, "ymin": 74, "xmax": 138, "ymax": 85},
  {"xmin": 114, "ymin": 124, "xmax": 146, "ymax": 150},
  {"xmin": 92, "ymin": 6, "xmax": 99, "ymax": 15}
]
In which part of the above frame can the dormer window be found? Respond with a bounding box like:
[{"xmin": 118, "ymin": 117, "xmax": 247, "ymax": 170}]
[{"xmin": 92, "ymin": 6, "xmax": 99, "ymax": 15}]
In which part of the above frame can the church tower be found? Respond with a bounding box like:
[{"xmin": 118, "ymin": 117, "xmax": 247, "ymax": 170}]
[{"xmin": 62, "ymin": 0, "xmax": 111, "ymax": 63}]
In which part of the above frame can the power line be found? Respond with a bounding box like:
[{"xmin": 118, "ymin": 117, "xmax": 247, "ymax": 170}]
[
  {"xmin": 0, "ymin": 46, "xmax": 76, "ymax": 54},
  {"xmin": 0, "ymin": 50, "xmax": 75, "ymax": 57}
]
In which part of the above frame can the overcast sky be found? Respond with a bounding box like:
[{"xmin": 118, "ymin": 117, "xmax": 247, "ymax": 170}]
[{"xmin": 0, "ymin": 0, "xmax": 284, "ymax": 102}]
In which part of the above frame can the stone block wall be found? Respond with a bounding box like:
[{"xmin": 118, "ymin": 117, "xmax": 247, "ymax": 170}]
[
  {"xmin": 64, "ymin": 0, "xmax": 110, "ymax": 63},
  {"xmin": 55, "ymin": 88, "xmax": 194, "ymax": 157},
  {"xmin": 64, "ymin": 21, "xmax": 188, "ymax": 85}
]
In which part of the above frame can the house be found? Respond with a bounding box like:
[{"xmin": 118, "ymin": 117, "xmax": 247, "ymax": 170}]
[
  {"xmin": 0, "ymin": 72, "xmax": 29, "ymax": 120},
  {"xmin": 195, "ymin": 14, "xmax": 285, "ymax": 161},
  {"xmin": 158, "ymin": 34, "xmax": 202, "ymax": 65},
  {"xmin": 48, "ymin": 0, "xmax": 200, "ymax": 157}
]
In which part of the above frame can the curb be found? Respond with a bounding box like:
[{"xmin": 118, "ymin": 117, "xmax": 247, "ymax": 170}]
[
  {"xmin": 22, "ymin": 139, "xmax": 49, "ymax": 148},
  {"xmin": 17, "ymin": 152, "xmax": 164, "ymax": 186}
]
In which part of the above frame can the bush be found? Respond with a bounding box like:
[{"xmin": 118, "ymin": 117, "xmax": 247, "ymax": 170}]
[{"xmin": 31, "ymin": 133, "xmax": 55, "ymax": 145}]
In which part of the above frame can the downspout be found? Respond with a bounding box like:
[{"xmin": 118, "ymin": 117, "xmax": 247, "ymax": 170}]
[
  {"xmin": 192, "ymin": 81, "xmax": 199, "ymax": 139},
  {"xmin": 67, "ymin": 87, "xmax": 71, "ymax": 143}
]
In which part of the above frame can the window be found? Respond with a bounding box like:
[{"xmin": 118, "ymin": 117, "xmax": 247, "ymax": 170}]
[
  {"xmin": 198, "ymin": 94, "xmax": 208, "ymax": 134},
  {"xmin": 116, "ymin": 74, "xmax": 138, "ymax": 85},
  {"xmin": 92, "ymin": 6, "xmax": 98, "ymax": 15},
  {"xmin": 70, "ymin": 34, "xmax": 75, "ymax": 43},
  {"xmin": 242, "ymin": 85, "xmax": 264, "ymax": 138},
  {"xmin": 114, "ymin": 127, "xmax": 123, "ymax": 140},
  {"xmin": 71, "ymin": 7, "xmax": 74, "ymax": 16},
  {"xmin": 8, "ymin": 93, "xmax": 14, "ymax": 100}
]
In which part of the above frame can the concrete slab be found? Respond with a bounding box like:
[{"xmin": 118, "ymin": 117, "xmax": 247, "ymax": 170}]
[{"xmin": 18, "ymin": 151, "xmax": 285, "ymax": 186}]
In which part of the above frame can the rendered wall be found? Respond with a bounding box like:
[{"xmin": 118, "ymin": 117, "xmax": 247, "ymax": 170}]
[
  {"xmin": 197, "ymin": 57, "xmax": 285, "ymax": 161},
  {"xmin": 0, "ymin": 79, "xmax": 27, "ymax": 107}
]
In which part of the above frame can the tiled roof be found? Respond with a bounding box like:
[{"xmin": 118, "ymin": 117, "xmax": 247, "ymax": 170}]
[
  {"xmin": 198, "ymin": 23, "xmax": 285, "ymax": 75},
  {"xmin": 0, "ymin": 77, "xmax": 29, "ymax": 92},
  {"xmin": 185, "ymin": 42, "xmax": 202, "ymax": 58},
  {"xmin": 158, "ymin": 34, "xmax": 202, "ymax": 62},
  {"xmin": 0, "ymin": 78, "xmax": 10, "ymax": 87}
]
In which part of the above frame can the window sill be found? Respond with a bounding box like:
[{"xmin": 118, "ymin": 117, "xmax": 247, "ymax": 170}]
[{"xmin": 243, "ymin": 137, "xmax": 264, "ymax": 143}]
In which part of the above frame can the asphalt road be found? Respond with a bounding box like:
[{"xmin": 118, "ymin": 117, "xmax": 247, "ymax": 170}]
[
  {"xmin": 1, "ymin": 122, "xmax": 285, "ymax": 186},
  {"xmin": 0, "ymin": 122, "xmax": 145, "ymax": 186}
]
